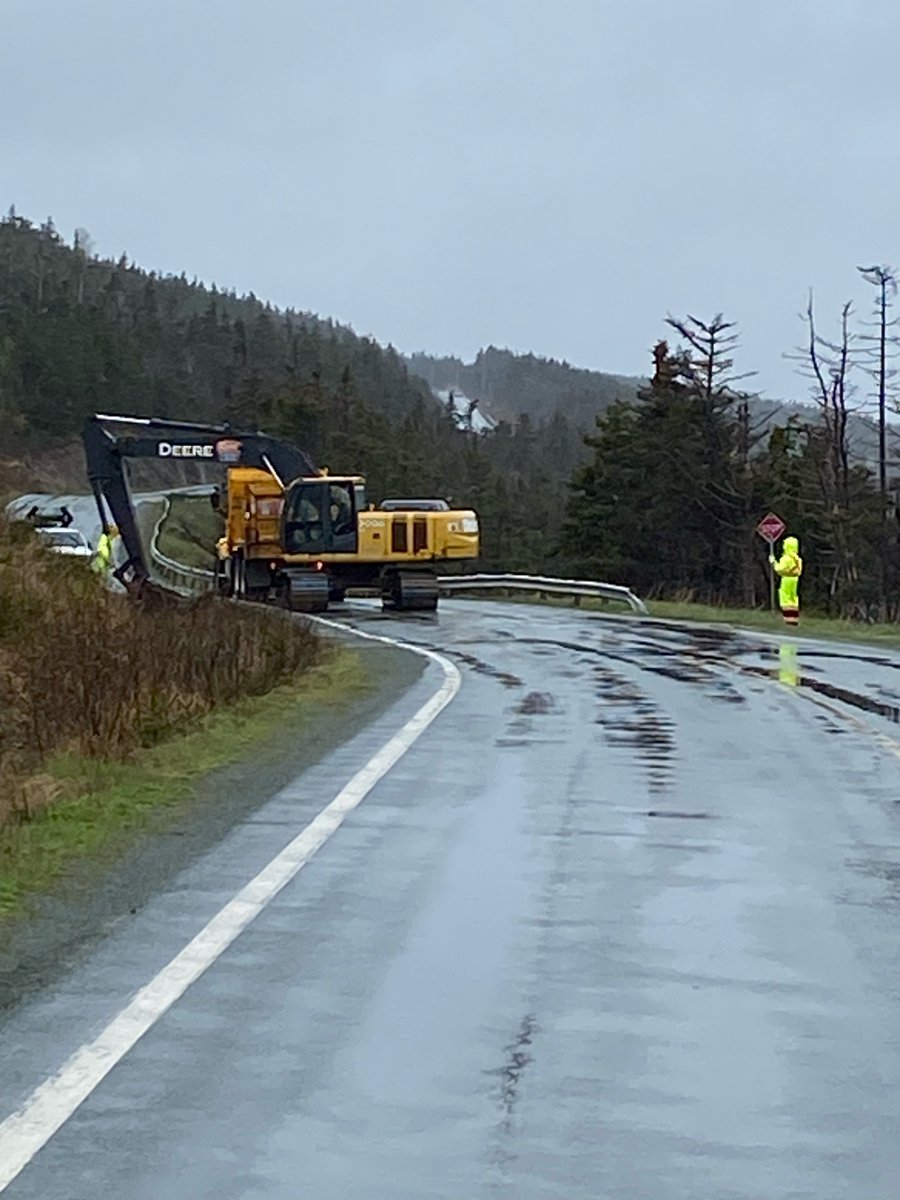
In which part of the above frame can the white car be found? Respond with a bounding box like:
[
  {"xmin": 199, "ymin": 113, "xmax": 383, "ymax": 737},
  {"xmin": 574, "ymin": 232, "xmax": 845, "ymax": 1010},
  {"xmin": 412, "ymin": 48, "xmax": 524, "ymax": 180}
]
[{"xmin": 35, "ymin": 527, "xmax": 94, "ymax": 560}]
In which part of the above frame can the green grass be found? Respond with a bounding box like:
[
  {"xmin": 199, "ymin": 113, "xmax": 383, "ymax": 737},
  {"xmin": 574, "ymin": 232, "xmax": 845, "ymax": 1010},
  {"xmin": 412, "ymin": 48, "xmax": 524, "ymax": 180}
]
[
  {"xmin": 0, "ymin": 649, "xmax": 365, "ymax": 917},
  {"xmin": 156, "ymin": 493, "xmax": 223, "ymax": 569},
  {"xmin": 645, "ymin": 598, "xmax": 900, "ymax": 647}
]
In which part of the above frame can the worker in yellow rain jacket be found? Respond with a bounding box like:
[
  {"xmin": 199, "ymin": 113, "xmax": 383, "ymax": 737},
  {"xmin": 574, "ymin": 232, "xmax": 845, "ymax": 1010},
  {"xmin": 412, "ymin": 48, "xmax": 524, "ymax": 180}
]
[
  {"xmin": 92, "ymin": 525, "xmax": 118, "ymax": 579},
  {"xmin": 769, "ymin": 535, "xmax": 802, "ymax": 626}
]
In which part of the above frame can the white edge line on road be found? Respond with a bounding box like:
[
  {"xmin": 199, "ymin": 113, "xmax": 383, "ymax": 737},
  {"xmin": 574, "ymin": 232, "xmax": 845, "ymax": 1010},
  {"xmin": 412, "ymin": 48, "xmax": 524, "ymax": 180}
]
[{"xmin": 0, "ymin": 619, "xmax": 461, "ymax": 1193}]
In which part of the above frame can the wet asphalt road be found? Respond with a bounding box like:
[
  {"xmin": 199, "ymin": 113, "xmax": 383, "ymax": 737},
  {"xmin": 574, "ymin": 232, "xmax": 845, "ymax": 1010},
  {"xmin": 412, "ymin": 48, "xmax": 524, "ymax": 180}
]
[{"xmin": 3, "ymin": 598, "xmax": 900, "ymax": 1198}]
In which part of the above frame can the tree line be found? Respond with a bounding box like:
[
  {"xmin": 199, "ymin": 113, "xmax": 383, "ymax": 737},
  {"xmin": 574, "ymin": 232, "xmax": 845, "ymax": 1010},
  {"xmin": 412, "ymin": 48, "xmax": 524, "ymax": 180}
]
[
  {"xmin": 0, "ymin": 210, "xmax": 582, "ymax": 571},
  {"xmin": 565, "ymin": 303, "xmax": 900, "ymax": 618},
  {"xmin": 3, "ymin": 209, "xmax": 898, "ymax": 616},
  {"xmin": 406, "ymin": 346, "xmax": 640, "ymax": 428}
]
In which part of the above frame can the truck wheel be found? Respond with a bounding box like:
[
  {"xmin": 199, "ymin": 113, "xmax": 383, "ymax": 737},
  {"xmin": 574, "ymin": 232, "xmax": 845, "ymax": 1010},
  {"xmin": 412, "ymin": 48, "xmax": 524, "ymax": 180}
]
[{"xmin": 233, "ymin": 554, "xmax": 246, "ymax": 599}]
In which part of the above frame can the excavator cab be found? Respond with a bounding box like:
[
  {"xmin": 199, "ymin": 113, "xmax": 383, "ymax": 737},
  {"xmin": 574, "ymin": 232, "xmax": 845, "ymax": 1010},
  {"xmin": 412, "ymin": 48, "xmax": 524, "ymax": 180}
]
[{"xmin": 282, "ymin": 476, "xmax": 366, "ymax": 556}]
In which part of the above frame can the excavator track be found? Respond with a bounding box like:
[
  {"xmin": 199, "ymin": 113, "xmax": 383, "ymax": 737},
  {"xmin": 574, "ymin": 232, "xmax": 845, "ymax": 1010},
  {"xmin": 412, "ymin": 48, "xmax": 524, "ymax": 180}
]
[
  {"xmin": 381, "ymin": 568, "xmax": 439, "ymax": 612},
  {"xmin": 284, "ymin": 570, "xmax": 330, "ymax": 614}
]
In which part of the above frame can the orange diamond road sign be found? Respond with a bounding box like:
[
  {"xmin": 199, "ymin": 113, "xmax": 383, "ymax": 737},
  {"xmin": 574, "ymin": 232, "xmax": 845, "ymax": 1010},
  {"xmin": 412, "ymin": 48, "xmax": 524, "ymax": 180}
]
[{"xmin": 756, "ymin": 512, "xmax": 786, "ymax": 543}]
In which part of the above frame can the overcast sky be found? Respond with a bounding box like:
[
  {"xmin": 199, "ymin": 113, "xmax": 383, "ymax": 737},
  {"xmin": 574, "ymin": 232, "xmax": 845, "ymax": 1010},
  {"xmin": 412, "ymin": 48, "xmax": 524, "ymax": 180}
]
[{"xmin": 3, "ymin": 0, "xmax": 898, "ymax": 402}]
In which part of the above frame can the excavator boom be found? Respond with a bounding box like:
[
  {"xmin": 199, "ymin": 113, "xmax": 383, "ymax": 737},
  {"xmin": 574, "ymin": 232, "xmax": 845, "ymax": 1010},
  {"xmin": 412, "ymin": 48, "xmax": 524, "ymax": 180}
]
[{"xmin": 82, "ymin": 413, "xmax": 317, "ymax": 588}]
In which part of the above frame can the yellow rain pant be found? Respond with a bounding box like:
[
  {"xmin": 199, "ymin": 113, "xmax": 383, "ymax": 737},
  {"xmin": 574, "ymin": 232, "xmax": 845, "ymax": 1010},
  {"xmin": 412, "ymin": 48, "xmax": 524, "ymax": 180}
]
[{"xmin": 779, "ymin": 575, "xmax": 799, "ymax": 625}]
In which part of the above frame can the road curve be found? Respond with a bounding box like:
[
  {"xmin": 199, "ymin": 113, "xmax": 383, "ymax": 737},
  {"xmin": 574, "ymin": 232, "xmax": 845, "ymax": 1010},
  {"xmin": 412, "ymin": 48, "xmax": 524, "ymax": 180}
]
[{"xmin": 2, "ymin": 598, "xmax": 900, "ymax": 1198}]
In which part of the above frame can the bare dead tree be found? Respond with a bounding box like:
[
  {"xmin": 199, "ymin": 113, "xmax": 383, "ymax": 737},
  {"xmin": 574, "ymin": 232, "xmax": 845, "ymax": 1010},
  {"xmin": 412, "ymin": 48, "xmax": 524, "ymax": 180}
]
[
  {"xmin": 664, "ymin": 313, "xmax": 757, "ymax": 407},
  {"xmin": 73, "ymin": 227, "xmax": 93, "ymax": 307},
  {"xmin": 786, "ymin": 293, "xmax": 865, "ymax": 604},
  {"xmin": 857, "ymin": 264, "xmax": 898, "ymax": 505},
  {"xmin": 787, "ymin": 293, "xmax": 859, "ymax": 506}
]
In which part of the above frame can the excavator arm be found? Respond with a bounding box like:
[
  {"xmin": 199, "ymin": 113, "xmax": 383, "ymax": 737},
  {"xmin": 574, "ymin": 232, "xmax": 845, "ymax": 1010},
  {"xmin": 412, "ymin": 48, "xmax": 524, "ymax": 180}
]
[{"xmin": 82, "ymin": 413, "xmax": 317, "ymax": 589}]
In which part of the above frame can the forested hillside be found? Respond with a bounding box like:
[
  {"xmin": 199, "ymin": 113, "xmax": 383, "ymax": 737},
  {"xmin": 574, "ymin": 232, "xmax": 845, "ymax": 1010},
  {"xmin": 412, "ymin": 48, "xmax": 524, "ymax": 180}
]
[
  {"xmin": 0, "ymin": 211, "xmax": 581, "ymax": 569},
  {"xmin": 407, "ymin": 348, "xmax": 900, "ymax": 474},
  {"xmin": 407, "ymin": 347, "xmax": 641, "ymax": 426},
  {"xmin": 4, "ymin": 210, "xmax": 898, "ymax": 616},
  {"xmin": 0, "ymin": 210, "xmax": 427, "ymax": 439}
]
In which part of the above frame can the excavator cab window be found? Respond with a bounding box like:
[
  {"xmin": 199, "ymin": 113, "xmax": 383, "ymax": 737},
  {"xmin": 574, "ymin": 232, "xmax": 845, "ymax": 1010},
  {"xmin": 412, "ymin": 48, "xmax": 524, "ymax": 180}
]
[
  {"xmin": 283, "ymin": 485, "xmax": 325, "ymax": 554},
  {"xmin": 283, "ymin": 480, "xmax": 358, "ymax": 555},
  {"xmin": 328, "ymin": 482, "xmax": 355, "ymax": 540},
  {"xmin": 326, "ymin": 481, "xmax": 358, "ymax": 553}
]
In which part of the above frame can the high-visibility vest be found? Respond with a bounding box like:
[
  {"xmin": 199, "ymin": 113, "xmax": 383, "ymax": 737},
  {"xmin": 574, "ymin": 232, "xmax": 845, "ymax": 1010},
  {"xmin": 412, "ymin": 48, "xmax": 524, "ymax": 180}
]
[{"xmin": 92, "ymin": 533, "xmax": 112, "ymax": 572}]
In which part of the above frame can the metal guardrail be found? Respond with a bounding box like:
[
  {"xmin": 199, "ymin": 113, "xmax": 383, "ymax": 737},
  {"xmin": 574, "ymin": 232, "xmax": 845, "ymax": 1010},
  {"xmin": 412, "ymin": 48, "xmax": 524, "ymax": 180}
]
[
  {"xmin": 147, "ymin": 501, "xmax": 647, "ymax": 614},
  {"xmin": 149, "ymin": 498, "xmax": 216, "ymax": 596},
  {"xmin": 437, "ymin": 573, "xmax": 648, "ymax": 614}
]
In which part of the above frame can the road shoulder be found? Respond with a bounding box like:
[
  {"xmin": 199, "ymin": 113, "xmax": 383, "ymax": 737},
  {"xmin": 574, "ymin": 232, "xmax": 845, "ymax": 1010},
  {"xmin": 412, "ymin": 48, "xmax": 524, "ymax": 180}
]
[{"xmin": 0, "ymin": 640, "xmax": 424, "ymax": 1014}]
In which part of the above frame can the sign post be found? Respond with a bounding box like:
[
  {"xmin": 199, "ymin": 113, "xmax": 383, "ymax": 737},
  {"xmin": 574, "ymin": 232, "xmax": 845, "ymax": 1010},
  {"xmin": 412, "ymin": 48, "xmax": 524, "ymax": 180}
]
[{"xmin": 756, "ymin": 512, "xmax": 786, "ymax": 613}]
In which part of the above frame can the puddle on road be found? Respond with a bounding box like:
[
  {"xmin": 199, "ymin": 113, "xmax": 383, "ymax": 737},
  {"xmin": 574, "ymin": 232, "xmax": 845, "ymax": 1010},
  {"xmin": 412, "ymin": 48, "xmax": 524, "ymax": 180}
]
[
  {"xmin": 741, "ymin": 658, "xmax": 900, "ymax": 725},
  {"xmin": 640, "ymin": 660, "xmax": 747, "ymax": 705},
  {"xmin": 497, "ymin": 693, "xmax": 566, "ymax": 748},
  {"xmin": 636, "ymin": 621, "xmax": 747, "ymax": 655},
  {"xmin": 526, "ymin": 631, "xmax": 748, "ymax": 710},
  {"xmin": 420, "ymin": 644, "xmax": 523, "ymax": 689},
  {"xmin": 590, "ymin": 623, "xmax": 900, "ymax": 725},
  {"xmin": 592, "ymin": 665, "xmax": 676, "ymax": 795},
  {"xmin": 517, "ymin": 691, "xmax": 558, "ymax": 715}
]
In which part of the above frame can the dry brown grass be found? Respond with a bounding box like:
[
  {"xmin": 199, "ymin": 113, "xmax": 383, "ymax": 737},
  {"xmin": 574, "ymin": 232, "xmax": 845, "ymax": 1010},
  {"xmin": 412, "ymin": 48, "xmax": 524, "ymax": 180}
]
[{"xmin": 0, "ymin": 516, "xmax": 322, "ymax": 827}]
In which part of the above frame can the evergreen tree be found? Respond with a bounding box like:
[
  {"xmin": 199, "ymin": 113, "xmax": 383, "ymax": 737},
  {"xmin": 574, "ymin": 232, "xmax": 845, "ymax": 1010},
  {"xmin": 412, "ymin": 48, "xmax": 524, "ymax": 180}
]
[{"xmin": 565, "ymin": 339, "xmax": 744, "ymax": 599}]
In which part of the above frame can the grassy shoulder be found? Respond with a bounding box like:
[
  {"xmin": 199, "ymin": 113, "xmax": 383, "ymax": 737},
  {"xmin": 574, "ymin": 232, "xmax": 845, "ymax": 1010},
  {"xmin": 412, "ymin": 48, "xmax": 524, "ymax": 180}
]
[
  {"xmin": 0, "ymin": 648, "xmax": 364, "ymax": 918},
  {"xmin": 1, "ymin": 513, "xmax": 323, "ymax": 827},
  {"xmin": 646, "ymin": 598, "xmax": 900, "ymax": 648}
]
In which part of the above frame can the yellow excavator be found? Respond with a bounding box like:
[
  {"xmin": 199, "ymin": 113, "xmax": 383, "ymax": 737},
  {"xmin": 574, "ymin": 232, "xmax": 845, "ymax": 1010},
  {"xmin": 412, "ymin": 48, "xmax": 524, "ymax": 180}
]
[{"xmin": 83, "ymin": 413, "xmax": 479, "ymax": 612}]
